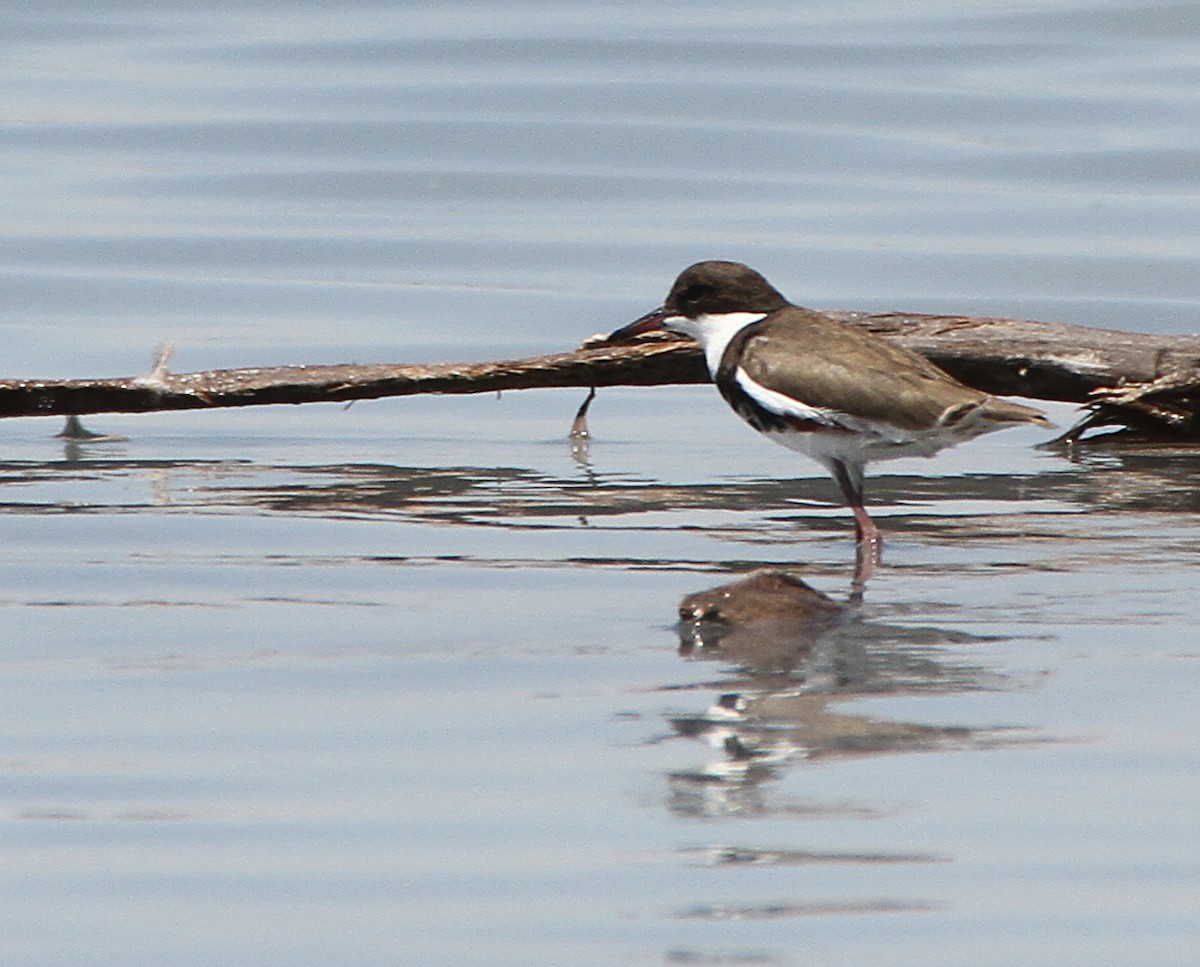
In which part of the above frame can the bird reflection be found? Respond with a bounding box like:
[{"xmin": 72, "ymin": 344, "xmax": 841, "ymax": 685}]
[{"xmin": 664, "ymin": 568, "xmax": 1016, "ymax": 820}]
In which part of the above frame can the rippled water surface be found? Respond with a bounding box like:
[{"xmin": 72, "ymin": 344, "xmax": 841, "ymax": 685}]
[{"xmin": 3, "ymin": 3, "xmax": 1199, "ymax": 965}]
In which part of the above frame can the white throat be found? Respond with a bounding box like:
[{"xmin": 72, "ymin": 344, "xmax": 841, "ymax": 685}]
[{"xmin": 665, "ymin": 311, "xmax": 767, "ymax": 376}]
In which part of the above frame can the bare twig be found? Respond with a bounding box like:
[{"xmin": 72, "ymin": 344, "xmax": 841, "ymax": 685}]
[{"xmin": 5, "ymin": 310, "xmax": 1200, "ymax": 435}]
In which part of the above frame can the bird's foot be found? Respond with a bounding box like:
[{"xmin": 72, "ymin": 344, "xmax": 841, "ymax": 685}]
[{"xmin": 850, "ymin": 532, "xmax": 883, "ymax": 603}]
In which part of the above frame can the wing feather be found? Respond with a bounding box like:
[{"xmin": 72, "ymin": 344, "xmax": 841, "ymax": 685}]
[{"xmin": 735, "ymin": 312, "xmax": 987, "ymax": 432}]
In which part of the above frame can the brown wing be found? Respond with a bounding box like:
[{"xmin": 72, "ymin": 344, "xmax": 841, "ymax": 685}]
[{"xmin": 732, "ymin": 308, "xmax": 994, "ymax": 432}]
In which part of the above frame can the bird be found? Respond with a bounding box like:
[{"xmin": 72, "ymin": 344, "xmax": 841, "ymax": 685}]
[{"xmin": 607, "ymin": 260, "xmax": 1051, "ymax": 579}]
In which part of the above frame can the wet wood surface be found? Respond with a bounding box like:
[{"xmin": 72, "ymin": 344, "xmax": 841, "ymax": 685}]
[{"xmin": 5, "ymin": 311, "xmax": 1200, "ymax": 434}]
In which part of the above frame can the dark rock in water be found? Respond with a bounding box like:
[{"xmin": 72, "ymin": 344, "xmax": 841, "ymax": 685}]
[
  {"xmin": 678, "ymin": 569, "xmax": 844, "ymax": 625},
  {"xmin": 676, "ymin": 570, "xmax": 847, "ymax": 672}
]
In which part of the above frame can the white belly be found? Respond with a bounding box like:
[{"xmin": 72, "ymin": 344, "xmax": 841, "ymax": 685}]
[{"xmin": 759, "ymin": 422, "xmax": 954, "ymax": 470}]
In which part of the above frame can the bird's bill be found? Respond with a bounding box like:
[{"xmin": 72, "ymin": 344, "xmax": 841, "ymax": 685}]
[{"xmin": 606, "ymin": 306, "xmax": 668, "ymax": 343}]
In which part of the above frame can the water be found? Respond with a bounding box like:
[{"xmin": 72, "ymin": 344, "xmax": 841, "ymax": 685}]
[{"xmin": 2, "ymin": 2, "xmax": 1199, "ymax": 965}]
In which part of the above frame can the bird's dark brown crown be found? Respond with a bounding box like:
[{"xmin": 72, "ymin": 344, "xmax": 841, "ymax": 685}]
[{"xmin": 664, "ymin": 260, "xmax": 791, "ymax": 317}]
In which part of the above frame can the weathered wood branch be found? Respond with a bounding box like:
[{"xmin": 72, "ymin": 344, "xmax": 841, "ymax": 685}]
[
  {"xmin": 4, "ymin": 311, "xmax": 1200, "ymax": 436},
  {"xmin": 835, "ymin": 311, "xmax": 1200, "ymax": 436},
  {"xmin": 0, "ymin": 340, "xmax": 705, "ymax": 420}
]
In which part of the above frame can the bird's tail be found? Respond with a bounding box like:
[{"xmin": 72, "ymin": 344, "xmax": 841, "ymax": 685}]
[{"xmin": 943, "ymin": 396, "xmax": 1053, "ymax": 432}]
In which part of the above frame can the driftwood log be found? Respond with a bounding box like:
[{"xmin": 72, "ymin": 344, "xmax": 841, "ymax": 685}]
[{"xmin": 6, "ymin": 311, "xmax": 1200, "ymax": 439}]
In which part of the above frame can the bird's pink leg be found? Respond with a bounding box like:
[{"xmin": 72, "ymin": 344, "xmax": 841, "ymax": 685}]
[
  {"xmin": 830, "ymin": 459, "xmax": 883, "ymax": 594},
  {"xmin": 850, "ymin": 502, "xmax": 882, "ymax": 548},
  {"xmin": 850, "ymin": 503, "xmax": 882, "ymax": 592}
]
